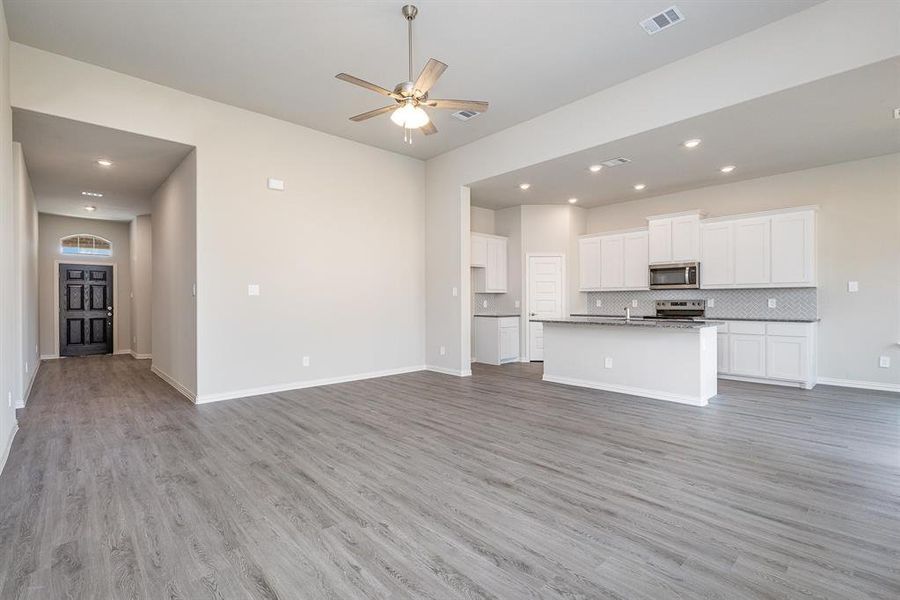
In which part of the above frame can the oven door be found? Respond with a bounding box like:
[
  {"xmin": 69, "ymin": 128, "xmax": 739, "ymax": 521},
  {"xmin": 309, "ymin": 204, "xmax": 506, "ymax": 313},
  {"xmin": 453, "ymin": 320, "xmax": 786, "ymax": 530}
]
[{"xmin": 649, "ymin": 263, "xmax": 699, "ymax": 289}]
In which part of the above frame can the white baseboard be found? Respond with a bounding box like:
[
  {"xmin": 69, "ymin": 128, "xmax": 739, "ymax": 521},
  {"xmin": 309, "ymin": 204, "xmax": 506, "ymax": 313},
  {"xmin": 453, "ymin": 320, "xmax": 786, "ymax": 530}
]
[
  {"xmin": 151, "ymin": 365, "xmax": 197, "ymax": 402},
  {"xmin": 0, "ymin": 424, "xmax": 19, "ymax": 477},
  {"xmin": 425, "ymin": 365, "xmax": 472, "ymax": 377},
  {"xmin": 195, "ymin": 365, "xmax": 428, "ymax": 405},
  {"xmin": 129, "ymin": 350, "xmax": 152, "ymax": 360},
  {"xmin": 40, "ymin": 354, "xmax": 59, "ymax": 360},
  {"xmin": 16, "ymin": 360, "xmax": 40, "ymax": 409},
  {"xmin": 817, "ymin": 377, "xmax": 900, "ymax": 394},
  {"xmin": 719, "ymin": 374, "xmax": 812, "ymax": 389},
  {"xmin": 542, "ymin": 374, "xmax": 709, "ymax": 407},
  {"xmin": 114, "ymin": 349, "xmax": 132, "ymax": 356}
]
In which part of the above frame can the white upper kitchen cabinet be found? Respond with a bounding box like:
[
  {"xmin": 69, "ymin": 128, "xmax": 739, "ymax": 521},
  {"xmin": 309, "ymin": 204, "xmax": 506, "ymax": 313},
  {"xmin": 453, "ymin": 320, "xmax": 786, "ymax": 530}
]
[
  {"xmin": 770, "ymin": 210, "xmax": 816, "ymax": 286},
  {"xmin": 733, "ymin": 217, "xmax": 771, "ymax": 286},
  {"xmin": 472, "ymin": 233, "xmax": 507, "ymax": 293},
  {"xmin": 471, "ymin": 234, "xmax": 487, "ymax": 267},
  {"xmin": 647, "ymin": 212, "xmax": 702, "ymax": 264},
  {"xmin": 623, "ymin": 231, "xmax": 649, "ymax": 289},
  {"xmin": 578, "ymin": 236, "xmax": 602, "ymax": 291},
  {"xmin": 700, "ymin": 221, "xmax": 734, "ymax": 287},
  {"xmin": 599, "ymin": 235, "xmax": 625, "ymax": 289}
]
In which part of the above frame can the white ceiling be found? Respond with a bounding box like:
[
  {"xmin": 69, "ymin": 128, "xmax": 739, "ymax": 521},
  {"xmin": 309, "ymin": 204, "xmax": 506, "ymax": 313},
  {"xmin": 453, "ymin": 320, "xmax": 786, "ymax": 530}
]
[
  {"xmin": 3, "ymin": 0, "xmax": 821, "ymax": 160},
  {"xmin": 469, "ymin": 58, "xmax": 900, "ymax": 210},
  {"xmin": 13, "ymin": 109, "xmax": 195, "ymax": 221}
]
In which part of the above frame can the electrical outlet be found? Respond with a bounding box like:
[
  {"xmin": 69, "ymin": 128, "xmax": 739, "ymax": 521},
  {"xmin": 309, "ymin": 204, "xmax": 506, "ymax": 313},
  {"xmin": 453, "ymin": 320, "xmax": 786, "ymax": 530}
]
[
  {"xmin": 267, "ymin": 177, "xmax": 285, "ymax": 191},
  {"xmin": 595, "ymin": 299, "xmax": 602, "ymax": 308},
  {"xmin": 514, "ymin": 300, "xmax": 520, "ymax": 309},
  {"xmin": 302, "ymin": 356, "xmax": 310, "ymax": 367},
  {"xmin": 848, "ymin": 281, "xmax": 859, "ymax": 293},
  {"xmin": 631, "ymin": 299, "xmax": 638, "ymax": 308},
  {"xmin": 604, "ymin": 357, "xmax": 613, "ymax": 369},
  {"xmin": 879, "ymin": 356, "xmax": 891, "ymax": 368},
  {"xmin": 767, "ymin": 298, "xmax": 777, "ymax": 308},
  {"xmin": 192, "ymin": 283, "xmax": 197, "ymax": 297},
  {"xmin": 248, "ymin": 284, "xmax": 260, "ymax": 296},
  {"xmin": 707, "ymin": 298, "xmax": 715, "ymax": 308},
  {"xmin": 482, "ymin": 300, "xmax": 488, "ymax": 308},
  {"xmin": 440, "ymin": 346, "xmax": 446, "ymax": 356},
  {"xmin": 452, "ymin": 287, "xmax": 458, "ymax": 297}
]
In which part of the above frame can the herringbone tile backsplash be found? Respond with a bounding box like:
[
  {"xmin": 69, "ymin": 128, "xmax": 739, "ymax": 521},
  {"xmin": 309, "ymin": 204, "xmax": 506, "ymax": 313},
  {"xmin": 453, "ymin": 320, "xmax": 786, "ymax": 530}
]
[{"xmin": 581, "ymin": 288, "xmax": 817, "ymax": 320}]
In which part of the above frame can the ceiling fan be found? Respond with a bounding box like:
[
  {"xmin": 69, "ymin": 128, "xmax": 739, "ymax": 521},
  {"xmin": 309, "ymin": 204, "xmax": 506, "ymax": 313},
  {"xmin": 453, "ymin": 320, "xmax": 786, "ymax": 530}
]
[{"xmin": 335, "ymin": 4, "xmax": 489, "ymax": 143}]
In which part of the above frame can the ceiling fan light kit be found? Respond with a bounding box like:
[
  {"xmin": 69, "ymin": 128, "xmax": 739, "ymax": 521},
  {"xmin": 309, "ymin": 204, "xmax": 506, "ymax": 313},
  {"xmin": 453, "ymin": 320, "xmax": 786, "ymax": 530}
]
[{"xmin": 336, "ymin": 4, "xmax": 489, "ymax": 144}]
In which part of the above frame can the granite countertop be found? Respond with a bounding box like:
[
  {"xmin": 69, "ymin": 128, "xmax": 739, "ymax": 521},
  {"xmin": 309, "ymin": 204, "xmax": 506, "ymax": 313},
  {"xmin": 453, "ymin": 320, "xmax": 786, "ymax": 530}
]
[
  {"xmin": 570, "ymin": 313, "xmax": 820, "ymax": 323},
  {"xmin": 532, "ymin": 316, "xmax": 721, "ymax": 329},
  {"xmin": 474, "ymin": 314, "xmax": 520, "ymax": 318}
]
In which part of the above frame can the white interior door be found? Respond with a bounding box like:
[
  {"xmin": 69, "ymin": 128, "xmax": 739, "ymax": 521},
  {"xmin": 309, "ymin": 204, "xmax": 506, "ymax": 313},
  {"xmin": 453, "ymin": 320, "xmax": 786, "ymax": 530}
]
[{"xmin": 528, "ymin": 255, "xmax": 563, "ymax": 361}]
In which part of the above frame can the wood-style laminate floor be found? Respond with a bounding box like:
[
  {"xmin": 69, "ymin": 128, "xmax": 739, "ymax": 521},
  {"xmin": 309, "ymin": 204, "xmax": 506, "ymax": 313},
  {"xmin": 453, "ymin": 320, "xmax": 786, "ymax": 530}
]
[{"xmin": 1, "ymin": 356, "xmax": 899, "ymax": 599}]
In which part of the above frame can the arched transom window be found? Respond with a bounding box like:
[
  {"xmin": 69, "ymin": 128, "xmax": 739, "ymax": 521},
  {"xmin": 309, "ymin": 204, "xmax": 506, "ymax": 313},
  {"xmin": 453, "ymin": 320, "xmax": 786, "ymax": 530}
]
[{"xmin": 60, "ymin": 234, "xmax": 113, "ymax": 257}]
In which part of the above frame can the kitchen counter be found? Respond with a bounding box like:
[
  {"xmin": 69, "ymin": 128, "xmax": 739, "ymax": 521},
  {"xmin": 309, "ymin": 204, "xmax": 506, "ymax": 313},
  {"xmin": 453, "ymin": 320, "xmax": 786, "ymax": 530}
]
[
  {"xmin": 538, "ymin": 318, "xmax": 718, "ymax": 406},
  {"xmin": 570, "ymin": 313, "xmax": 820, "ymax": 323},
  {"xmin": 474, "ymin": 314, "xmax": 520, "ymax": 318},
  {"xmin": 533, "ymin": 316, "xmax": 721, "ymax": 329}
]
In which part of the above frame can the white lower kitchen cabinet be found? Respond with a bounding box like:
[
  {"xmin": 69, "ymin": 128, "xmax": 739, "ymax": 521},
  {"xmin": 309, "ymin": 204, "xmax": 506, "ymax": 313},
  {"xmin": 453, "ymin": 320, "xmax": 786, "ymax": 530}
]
[
  {"xmin": 716, "ymin": 320, "xmax": 817, "ymax": 389},
  {"xmin": 474, "ymin": 317, "xmax": 520, "ymax": 365}
]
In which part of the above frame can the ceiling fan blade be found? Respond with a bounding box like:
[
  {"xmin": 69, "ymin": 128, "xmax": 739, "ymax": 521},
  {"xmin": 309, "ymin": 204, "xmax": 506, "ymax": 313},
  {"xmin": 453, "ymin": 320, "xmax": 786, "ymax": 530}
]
[
  {"xmin": 420, "ymin": 121, "xmax": 438, "ymax": 135},
  {"xmin": 425, "ymin": 99, "xmax": 489, "ymax": 113},
  {"xmin": 413, "ymin": 59, "xmax": 448, "ymax": 94},
  {"xmin": 349, "ymin": 105, "xmax": 397, "ymax": 122},
  {"xmin": 336, "ymin": 73, "xmax": 401, "ymax": 99}
]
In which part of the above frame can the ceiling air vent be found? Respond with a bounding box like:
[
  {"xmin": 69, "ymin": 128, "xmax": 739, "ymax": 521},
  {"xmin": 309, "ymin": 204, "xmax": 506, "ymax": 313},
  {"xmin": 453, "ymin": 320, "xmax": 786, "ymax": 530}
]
[
  {"xmin": 640, "ymin": 6, "xmax": 685, "ymax": 35},
  {"xmin": 600, "ymin": 157, "xmax": 631, "ymax": 168},
  {"xmin": 451, "ymin": 109, "xmax": 481, "ymax": 122}
]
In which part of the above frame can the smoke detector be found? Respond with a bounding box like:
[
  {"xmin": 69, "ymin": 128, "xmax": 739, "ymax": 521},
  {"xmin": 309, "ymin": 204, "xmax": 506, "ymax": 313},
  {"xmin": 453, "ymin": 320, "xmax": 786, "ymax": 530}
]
[
  {"xmin": 600, "ymin": 157, "xmax": 631, "ymax": 168},
  {"xmin": 451, "ymin": 109, "xmax": 481, "ymax": 122},
  {"xmin": 640, "ymin": 6, "xmax": 685, "ymax": 35}
]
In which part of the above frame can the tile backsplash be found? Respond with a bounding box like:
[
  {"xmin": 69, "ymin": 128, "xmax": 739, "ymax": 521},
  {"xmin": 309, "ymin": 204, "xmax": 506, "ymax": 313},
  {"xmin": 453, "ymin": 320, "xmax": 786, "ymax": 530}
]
[
  {"xmin": 582, "ymin": 288, "xmax": 817, "ymax": 320},
  {"xmin": 473, "ymin": 293, "xmax": 499, "ymax": 315}
]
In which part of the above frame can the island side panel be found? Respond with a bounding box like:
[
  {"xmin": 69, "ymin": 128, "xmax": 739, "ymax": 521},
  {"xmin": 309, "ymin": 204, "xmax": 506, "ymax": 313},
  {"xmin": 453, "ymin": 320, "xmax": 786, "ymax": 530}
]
[{"xmin": 541, "ymin": 323, "xmax": 716, "ymax": 406}]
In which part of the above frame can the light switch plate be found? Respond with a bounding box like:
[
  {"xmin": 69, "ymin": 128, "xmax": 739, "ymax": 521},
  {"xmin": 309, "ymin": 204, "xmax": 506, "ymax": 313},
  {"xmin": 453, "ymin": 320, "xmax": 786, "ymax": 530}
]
[
  {"xmin": 514, "ymin": 300, "xmax": 520, "ymax": 308},
  {"xmin": 302, "ymin": 356, "xmax": 310, "ymax": 367},
  {"xmin": 604, "ymin": 357, "xmax": 613, "ymax": 369},
  {"xmin": 767, "ymin": 298, "xmax": 777, "ymax": 308},
  {"xmin": 267, "ymin": 177, "xmax": 284, "ymax": 191},
  {"xmin": 595, "ymin": 299, "xmax": 602, "ymax": 308},
  {"xmin": 452, "ymin": 287, "xmax": 458, "ymax": 297},
  {"xmin": 482, "ymin": 300, "xmax": 488, "ymax": 308},
  {"xmin": 707, "ymin": 298, "xmax": 715, "ymax": 308},
  {"xmin": 848, "ymin": 281, "xmax": 859, "ymax": 293},
  {"xmin": 248, "ymin": 284, "xmax": 260, "ymax": 296},
  {"xmin": 631, "ymin": 299, "xmax": 638, "ymax": 308},
  {"xmin": 879, "ymin": 356, "xmax": 890, "ymax": 368},
  {"xmin": 440, "ymin": 346, "xmax": 446, "ymax": 356}
]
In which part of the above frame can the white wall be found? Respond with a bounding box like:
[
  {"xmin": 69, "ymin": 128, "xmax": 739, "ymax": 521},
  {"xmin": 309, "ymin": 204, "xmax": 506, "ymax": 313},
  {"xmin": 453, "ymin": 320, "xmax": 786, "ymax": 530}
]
[
  {"xmin": 470, "ymin": 206, "xmax": 495, "ymax": 234},
  {"xmin": 585, "ymin": 153, "xmax": 900, "ymax": 388},
  {"xmin": 521, "ymin": 205, "xmax": 585, "ymax": 315},
  {"xmin": 425, "ymin": 0, "xmax": 900, "ymax": 374},
  {"xmin": 151, "ymin": 151, "xmax": 196, "ymax": 395},
  {"xmin": 11, "ymin": 43, "xmax": 426, "ymax": 401},
  {"xmin": 129, "ymin": 214, "xmax": 152, "ymax": 358},
  {"xmin": 12, "ymin": 143, "xmax": 38, "ymax": 407},
  {"xmin": 0, "ymin": 2, "xmax": 18, "ymax": 471},
  {"xmin": 37, "ymin": 214, "xmax": 132, "ymax": 357}
]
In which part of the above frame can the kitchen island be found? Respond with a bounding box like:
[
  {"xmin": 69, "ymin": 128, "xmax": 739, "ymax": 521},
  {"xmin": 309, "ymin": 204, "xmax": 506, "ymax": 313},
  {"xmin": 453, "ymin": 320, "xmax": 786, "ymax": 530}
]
[{"xmin": 532, "ymin": 317, "xmax": 721, "ymax": 406}]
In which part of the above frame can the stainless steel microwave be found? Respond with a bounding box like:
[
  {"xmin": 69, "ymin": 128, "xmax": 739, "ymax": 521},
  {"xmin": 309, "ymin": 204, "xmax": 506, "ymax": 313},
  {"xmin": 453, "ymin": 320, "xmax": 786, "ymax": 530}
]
[{"xmin": 649, "ymin": 262, "xmax": 700, "ymax": 289}]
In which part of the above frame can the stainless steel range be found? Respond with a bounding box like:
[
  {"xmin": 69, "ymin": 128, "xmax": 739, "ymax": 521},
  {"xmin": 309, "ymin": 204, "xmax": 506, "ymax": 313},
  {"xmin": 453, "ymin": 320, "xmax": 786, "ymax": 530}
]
[{"xmin": 650, "ymin": 299, "xmax": 706, "ymax": 320}]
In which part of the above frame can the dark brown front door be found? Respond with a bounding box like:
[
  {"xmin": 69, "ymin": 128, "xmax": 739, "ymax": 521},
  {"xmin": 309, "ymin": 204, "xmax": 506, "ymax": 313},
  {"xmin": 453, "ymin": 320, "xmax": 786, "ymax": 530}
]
[{"xmin": 59, "ymin": 264, "xmax": 113, "ymax": 356}]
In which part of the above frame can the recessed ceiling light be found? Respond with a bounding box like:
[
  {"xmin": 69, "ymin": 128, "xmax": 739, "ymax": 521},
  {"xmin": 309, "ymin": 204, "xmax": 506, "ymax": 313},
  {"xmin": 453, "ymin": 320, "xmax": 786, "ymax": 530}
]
[
  {"xmin": 96, "ymin": 159, "xmax": 113, "ymax": 167},
  {"xmin": 519, "ymin": 183, "xmax": 531, "ymax": 190},
  {"xmin": 568, "ymin": 198, "xmax": 578, "ymax": 204},
  {"xmin": 84, "ymin": 205, "xmax": 96, "ymax": 212},
  {"xmin": 588, "ymin": 165, "xmax": 602, "ymax": 173},
  {"xmin": 81, "ymin": 191, "xmax": 103, "ymax": 197},
  {"xmin": 720, "ymin": 165, "xmax": 736, "ymax": 173},
  {"xmin": 634, "ymin": 183, "xmax": 646, "ymax": 191},
  {"xmin": 683, "ymin": 138, "xmax": 702, "ymax": 149}
]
